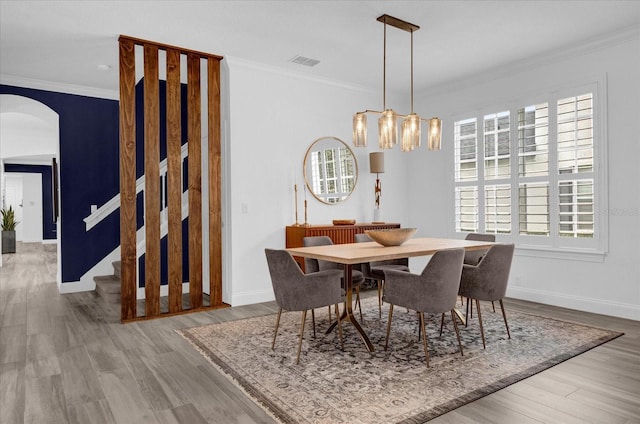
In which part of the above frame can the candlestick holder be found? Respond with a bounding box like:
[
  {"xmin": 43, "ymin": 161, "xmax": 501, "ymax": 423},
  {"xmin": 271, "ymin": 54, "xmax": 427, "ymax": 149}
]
[
  {"xmin": 292, "ymin": 184, "xmax": 301, "ymax": 226},
  {"xmin": 302, "ymin": 199, "xmax": 310, "ymax": 227}
]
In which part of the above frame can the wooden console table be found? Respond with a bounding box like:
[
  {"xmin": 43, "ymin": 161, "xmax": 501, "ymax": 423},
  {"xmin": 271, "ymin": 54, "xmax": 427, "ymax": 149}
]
[{"xmin": 285, "ymin": 222, "xmax": 400, "ymax": 270}]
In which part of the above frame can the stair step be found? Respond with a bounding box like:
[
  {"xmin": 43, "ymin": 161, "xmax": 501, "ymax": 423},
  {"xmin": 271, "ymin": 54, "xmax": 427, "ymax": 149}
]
[
  {"xmin": 112, "ymin": 261, "xmax": 121, "ymax": 279},
  {"xmin": 94, "ymin": 274, "xmax": 121, "ymax": 303}
]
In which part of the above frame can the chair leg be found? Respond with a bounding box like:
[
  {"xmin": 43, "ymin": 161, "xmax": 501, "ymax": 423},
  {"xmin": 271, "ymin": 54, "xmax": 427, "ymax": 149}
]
[
  {"xmin": 419, "ymin": 312, "xmax": 430, "ymax": 368},
  {"xmin": 384, "ymin": 303, "xmax": 394, "ymax": 351},
  {"xmin": 450, "ymin": 310, "xmax": 464, "ymax": 357},
  {"xmin": 464, "ymin": 297, "xmax": 470, "ymax": 327},
  {"xmin": 272, "ymin": 307, "xmax": 282, "ymax": 350},
  {"xmin": 499, "ymin": 299, "xmax": 511, "ymax": 339},
  {"xmin": 296, "ymin": 310, "xmax": 307, "ymax": 365},
  {"xmin": 335, "ymin": 303, "xmax": 344, "ymax": 350},
  {"xmin": 475, "ymin": 299, "xmax": 486, "ymax": 349},
  {"xmin": 377, "ymin": 280, "xmax": 383, "ymax": 319},
  {"xmin": 439, "ymin": 313, "xmax": 445, "ymax": 337},
  {"xmin": 311, "ymin": 309, "xmax": 316, "ymax": 339},
  {"xmin": 328, "ymin": 305, "xmax": 332, "ymax": 324},
  {"xmin": 492, "ymin": 301, "xmax": 496, "ymax": 313}
]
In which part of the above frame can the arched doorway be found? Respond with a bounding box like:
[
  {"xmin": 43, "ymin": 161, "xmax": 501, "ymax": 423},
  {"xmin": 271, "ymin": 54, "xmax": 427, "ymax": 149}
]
[{"xmin": 0, "ymin": 94, "xmax": 60, "ymax": 279}]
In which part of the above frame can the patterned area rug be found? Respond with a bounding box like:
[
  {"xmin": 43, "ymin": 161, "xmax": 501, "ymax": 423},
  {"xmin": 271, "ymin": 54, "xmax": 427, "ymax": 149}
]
[{"xmin": 178, "ymin": 298, "xmax": 622, "ymax": 423}]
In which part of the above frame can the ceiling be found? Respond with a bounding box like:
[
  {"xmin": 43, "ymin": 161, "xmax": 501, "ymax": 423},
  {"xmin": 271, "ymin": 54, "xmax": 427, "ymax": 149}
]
[
  {"xmin": 2, "ymin": 1, "xmax": 639, "ymax": 96},
  {"xmin": 1, "ymin": 1, "xmax": 639, "ymax": 163}
]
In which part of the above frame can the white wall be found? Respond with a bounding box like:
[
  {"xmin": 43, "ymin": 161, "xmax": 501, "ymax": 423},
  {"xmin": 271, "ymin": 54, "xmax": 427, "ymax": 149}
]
[
  {"xmin": 225, "ymin": 59, "xmax": 412, "ymax": 305},
  {"xmin": 408, "ymin": 30, "xmax": 640, "ymax": 320}
]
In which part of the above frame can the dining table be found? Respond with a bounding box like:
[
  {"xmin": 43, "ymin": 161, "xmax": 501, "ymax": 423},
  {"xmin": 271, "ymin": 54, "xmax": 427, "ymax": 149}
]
[{"xmin": 286, "ymin": 237, "xmax": 497, "ymax": 352}]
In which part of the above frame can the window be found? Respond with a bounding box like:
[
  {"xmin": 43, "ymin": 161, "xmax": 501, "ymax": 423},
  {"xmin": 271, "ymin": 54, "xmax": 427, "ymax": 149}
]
[{"xmin": 453, "ymin": 84, "xmax": 605, "ymax": 257}]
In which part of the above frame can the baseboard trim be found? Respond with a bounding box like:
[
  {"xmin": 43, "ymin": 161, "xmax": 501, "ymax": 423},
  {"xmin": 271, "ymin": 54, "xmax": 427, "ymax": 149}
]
[
  {"xmin": 58, "ymin": 279, "xmax": 96, "ymax": 294},
  {"xmin": 507, "ymin": 286, "xmax": 639, "ymax": 321},
  {"xmin": 231, "ymin": 289, "xmax": 275, "ymax": 307}
]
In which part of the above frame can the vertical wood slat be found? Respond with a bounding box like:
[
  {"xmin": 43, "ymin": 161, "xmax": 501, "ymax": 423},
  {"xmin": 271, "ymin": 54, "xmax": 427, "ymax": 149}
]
[
  {"xmin": 166, "ymin": 49, "xmax": 183, "ymax": 313},
  {"xmin": 119, "ymin": 38, "xmax": 137, "ymax": 321},
  {"xmin": 144, "ymin": 45, "xmax": 161, "ymax": 317},
  {"xmin": 187, "ymin": 53, "xmax": 203, "ymax": 309},
  {"xmin": 208, "ymin": 58, "xmax": 222, "ymax": 307}
]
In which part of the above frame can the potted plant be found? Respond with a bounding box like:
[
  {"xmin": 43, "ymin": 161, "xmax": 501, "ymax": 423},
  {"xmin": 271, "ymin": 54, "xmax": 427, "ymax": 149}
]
[{"xmin": 1, "ymin": 206, "xmax": 18, "ymax": 254}]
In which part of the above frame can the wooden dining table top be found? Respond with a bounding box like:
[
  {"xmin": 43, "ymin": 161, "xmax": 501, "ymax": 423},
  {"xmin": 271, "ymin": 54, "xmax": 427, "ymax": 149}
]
[{"xmin": 285, "ymin": 237, "xmax": 497, "ymax": 265}]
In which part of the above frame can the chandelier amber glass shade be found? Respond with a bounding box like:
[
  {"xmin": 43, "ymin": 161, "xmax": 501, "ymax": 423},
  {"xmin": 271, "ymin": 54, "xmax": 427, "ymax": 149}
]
[
  {"xmin": 353, "ymin": 112, "xmax": 367, "ymax": 147},
  {"xmin": 427, "ymin": 117, "xmax": 442, "ymax": 150},
  {"xmin": 378, "ymin": 109, "xmax": 398, "ymax": 149},
  {"xmin": 401, "ymin": 113, "xmax": 421, "ymax": 152}
]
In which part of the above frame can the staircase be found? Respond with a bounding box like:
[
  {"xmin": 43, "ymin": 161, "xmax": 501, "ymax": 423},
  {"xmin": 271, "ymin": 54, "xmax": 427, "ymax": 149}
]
[{"xmin": 94, "ymin": 261, "xmax": 121, "ymax": 304}]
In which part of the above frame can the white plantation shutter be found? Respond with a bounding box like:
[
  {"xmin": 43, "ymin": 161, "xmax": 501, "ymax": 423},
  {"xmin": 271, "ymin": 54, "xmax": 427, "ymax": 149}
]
[
  {"xmin": 484, "ymin": 112, "xmax": 510, "ymax": 180},
  {"xmin": 557, "ymin": 94, "xmax": 593, "ymax": 174},
  {"xmin": 455, "ymin": 186, "xmax": 478, "ymax": 232},
  {"xmin": 455, "ymin": 118, "xmax": 478, "ymax": 182},
  {"xmin": 519, "ymin": 182, "xmax": 550, "ymax": 236},
  {"xmin": 485, "ymin": 184, "xmax": 511, "ymax": 234},
  {"xmin": 518, "ymin": 103, "xmax": 549, "ymax": 178},
  {"xmin": 558, "ymin": 179, "xmax": 594, "ymax": 237}
]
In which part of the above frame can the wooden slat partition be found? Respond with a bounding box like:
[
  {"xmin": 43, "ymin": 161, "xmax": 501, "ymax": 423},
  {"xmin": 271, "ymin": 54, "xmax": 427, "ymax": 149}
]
[
  {"xmin": 166, "ymin": 49, "xmax": 182, "ymax": 313},
  {"xmin": 118, "ymin": 35, "xmax": 225, "ymax": 322},
  {"xmin": 143, "ymin": 45, "xmax": 161, "ymax": 317},
  {"xmin": 119, "ymin": 38, "xmax": 137, "ymax": 321},
  {"xmin": 208, "ymin": 58, "xmax": 223, "ymax": 306},
  {"xmin": 187, "ymin": 54, "xmax": 203, "ymax": 310}
]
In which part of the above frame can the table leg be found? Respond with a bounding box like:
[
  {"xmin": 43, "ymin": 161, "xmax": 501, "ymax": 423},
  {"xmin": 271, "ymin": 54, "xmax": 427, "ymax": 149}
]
[{"xmin": 326, "ymin": 264, "xmax": 374, "ymax": 351}]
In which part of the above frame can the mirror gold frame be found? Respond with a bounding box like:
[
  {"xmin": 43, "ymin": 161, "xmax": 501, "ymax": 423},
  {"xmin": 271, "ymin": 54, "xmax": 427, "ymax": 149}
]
[{"xmin": 303, "ymin": 136, "xmax": 358, "ymax": 205}]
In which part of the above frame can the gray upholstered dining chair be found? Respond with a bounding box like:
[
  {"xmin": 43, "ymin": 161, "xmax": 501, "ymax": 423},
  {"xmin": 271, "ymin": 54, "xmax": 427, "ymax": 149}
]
[
  {"xmin": 464, "ymin": 233, "xmax": 496, "ymax": 265},
  {"xmin": 264, "ymin": 249, "xmax": 344, "ymax": 364},
  {"xmin": 303, "ymin": 236, "xmax": 365, "ymax": 320},
  {"xmin": 382, "ymin": 248, "xmax": 465, "ymax": 367},
  {"xmin": 458, "ymin": 243, "xmax": 515, "ymax": 349},
  {"xmin": 462, "ymin": 233, "xmax": 496, "ymax": 309},
  {"xmin": 354, "ymin": 232, "xmax": 410, "ymax": 318}
]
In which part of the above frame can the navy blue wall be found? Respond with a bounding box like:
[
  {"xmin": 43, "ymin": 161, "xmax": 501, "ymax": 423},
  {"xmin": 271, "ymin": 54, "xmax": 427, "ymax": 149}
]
[
  {"xmin": 1, "ymin": 85, "xmax": 120, "ymax": 283},
  {"xmin": 3, "ymin": 164, "xmax": 56, "ymax": 240},
  {"xmin": 1, "ymin": 82, "xmax": 191, "ymax": 287}
]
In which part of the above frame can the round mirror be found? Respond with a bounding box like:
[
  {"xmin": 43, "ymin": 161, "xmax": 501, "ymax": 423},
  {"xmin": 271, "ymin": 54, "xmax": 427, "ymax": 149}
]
[{"xmin": 303, "ymin": 136, "xmax": 358, "ymax": 204}]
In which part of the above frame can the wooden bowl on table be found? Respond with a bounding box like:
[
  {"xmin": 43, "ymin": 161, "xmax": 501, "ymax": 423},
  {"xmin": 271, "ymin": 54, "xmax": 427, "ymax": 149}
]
[{"xmin": 365, "ymin": 228, "xmax": 417, "ymax": 246}]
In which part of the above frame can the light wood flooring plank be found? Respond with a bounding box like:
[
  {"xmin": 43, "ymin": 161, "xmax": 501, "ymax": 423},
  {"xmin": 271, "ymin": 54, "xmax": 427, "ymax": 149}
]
[
  {"xmin": 66, "ymin": 399, "xmax": 116, "ymax": 424},
  {"xmin": 0, "ymin": 361, "xmax": 25, "ymax": 424},
  {"xmin": 23, "ymin": 374, "xmax": 68, "ymax": 424}
]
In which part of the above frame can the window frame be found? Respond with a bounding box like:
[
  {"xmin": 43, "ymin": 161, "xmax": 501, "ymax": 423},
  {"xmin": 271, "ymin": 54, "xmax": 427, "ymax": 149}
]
[{"xmin": 451, "ymin": 77, "xmax": 608, "ymax": 262}]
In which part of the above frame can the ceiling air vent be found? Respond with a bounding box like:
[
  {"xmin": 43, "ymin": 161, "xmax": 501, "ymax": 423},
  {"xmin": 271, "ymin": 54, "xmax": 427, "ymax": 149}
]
[{"xmin": 289, "ymin": 55, "xmax": 320, "ymax": 67}]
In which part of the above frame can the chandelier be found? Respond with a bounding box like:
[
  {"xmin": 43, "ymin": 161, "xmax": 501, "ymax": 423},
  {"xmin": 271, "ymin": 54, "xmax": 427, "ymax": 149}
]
[{"xmin": 353, "ymin": 15, "xmax": 442, "ymax": 152}]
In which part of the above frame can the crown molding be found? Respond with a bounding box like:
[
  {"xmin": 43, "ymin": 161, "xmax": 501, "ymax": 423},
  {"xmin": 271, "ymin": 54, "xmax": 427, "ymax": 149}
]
[
  {"xmin": 0, "ymin": 74, "xmax": 119, "ymax": 100},
  {"xmin": 419, "ymin": 24, "xmax": 640, "ymax": 98}
]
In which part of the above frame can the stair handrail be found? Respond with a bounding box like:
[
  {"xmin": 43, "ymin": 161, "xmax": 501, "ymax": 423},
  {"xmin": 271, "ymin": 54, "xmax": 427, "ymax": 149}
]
[{"xmin": 83, "ymin": 143, "xmax": 189, "ymax": 231}]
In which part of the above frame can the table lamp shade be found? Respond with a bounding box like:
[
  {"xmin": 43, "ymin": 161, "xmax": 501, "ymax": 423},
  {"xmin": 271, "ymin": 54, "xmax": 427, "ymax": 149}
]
[{"xmin": 369, "ymin": 152, "xmax": 385, "ymax": 174}]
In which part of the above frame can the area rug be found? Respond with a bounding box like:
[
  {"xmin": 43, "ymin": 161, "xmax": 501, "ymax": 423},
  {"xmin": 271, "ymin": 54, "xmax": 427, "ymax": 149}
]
[{"xmin": 178, "ymin": 298, "xmax": 622, "ymax": 423}]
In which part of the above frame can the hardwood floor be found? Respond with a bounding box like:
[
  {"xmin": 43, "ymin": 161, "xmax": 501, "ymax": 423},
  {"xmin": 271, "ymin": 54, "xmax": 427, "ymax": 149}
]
[{"xmin": 1, "ymin": 242, "xmax": 638, "ymax": 423}]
